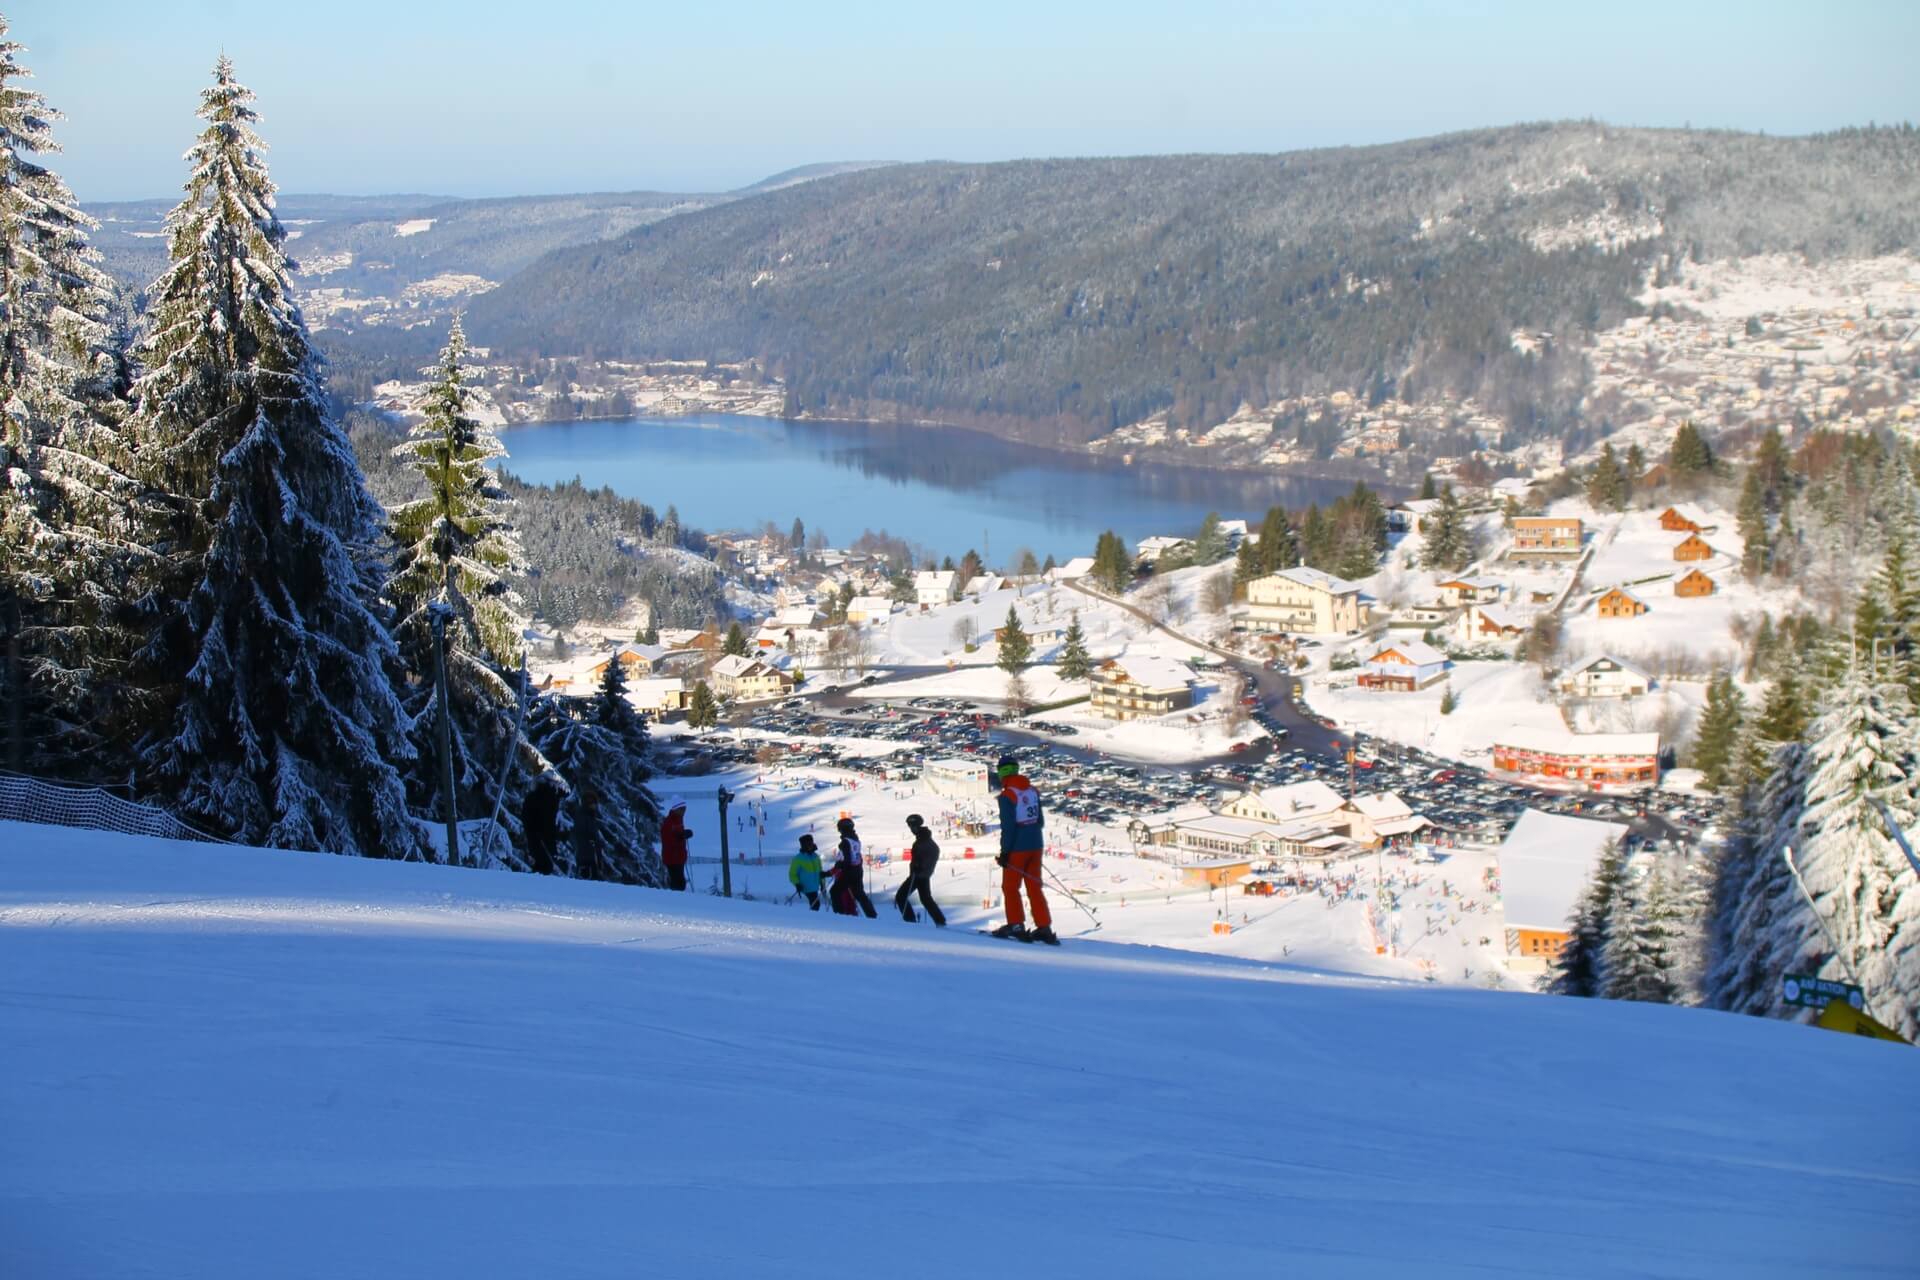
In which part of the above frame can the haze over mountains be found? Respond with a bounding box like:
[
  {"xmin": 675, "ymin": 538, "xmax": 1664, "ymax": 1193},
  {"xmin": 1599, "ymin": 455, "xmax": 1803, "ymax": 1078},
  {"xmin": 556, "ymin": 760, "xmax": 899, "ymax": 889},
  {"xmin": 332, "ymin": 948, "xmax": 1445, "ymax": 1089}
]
[{"xmin": 89, "ymin": 124, "xmax": 1920, "ymax": 455}]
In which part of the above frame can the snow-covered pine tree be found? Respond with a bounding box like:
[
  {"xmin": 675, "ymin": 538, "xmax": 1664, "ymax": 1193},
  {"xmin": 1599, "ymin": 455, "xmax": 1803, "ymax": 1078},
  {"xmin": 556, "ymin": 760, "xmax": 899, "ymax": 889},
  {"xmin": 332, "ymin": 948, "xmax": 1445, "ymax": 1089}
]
[
  {"xmin": 1549, "ymin": 838, "xmax": 1627, "ymax": 997},
  {"xmin": 387, "ymin": 315, "xmax": 543, "ymax": 860},
  {"xmin": 1787, "ymin": 655, "xmax": 1920, "ymax": 1038},
  {"xmin": 1709, "ymin": 740, "xmax": 1810, "ymax": 1016},
  {"xmin": 1056, "ymin": 612, "xmax": 1091, "ymax": 681},
  {"xmin": 130, "ymin": 58, "xmax": 418, "ymax": 857},
  {"xmin": 1420, "ymin": 487, "xmax": 1473, "ymax": 572},
  {"xmin": 530, "ymin": 659, "xmax": 663, "ymax": 886},
  {"xmin": 1691, "ymin": 672, "xmax": 1746, "ymax": 792},
  {"xmin": 1601, "ymin": 855, "xmax": 1678, "ymax": 1004},
  {"xmin": 0, "ymin": 20, "xmax": 148, "ymax": 777}
]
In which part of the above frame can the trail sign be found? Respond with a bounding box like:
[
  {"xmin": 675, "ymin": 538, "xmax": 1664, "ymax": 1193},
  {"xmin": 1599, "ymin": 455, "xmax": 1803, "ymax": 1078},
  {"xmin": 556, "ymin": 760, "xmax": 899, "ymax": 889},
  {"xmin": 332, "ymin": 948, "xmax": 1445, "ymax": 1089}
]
[{"xmin": 1782, "ymin": 973, "xmax": 1864, "ymax": 1010}]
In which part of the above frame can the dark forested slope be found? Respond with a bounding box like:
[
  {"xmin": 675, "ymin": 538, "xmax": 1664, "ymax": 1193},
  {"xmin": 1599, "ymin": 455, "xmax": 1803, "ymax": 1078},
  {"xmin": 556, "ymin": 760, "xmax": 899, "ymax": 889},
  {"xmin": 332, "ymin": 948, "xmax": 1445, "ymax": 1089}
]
[{"xmin": 466, "ymin": 124, "xmax": 1920, "ymax": 447}]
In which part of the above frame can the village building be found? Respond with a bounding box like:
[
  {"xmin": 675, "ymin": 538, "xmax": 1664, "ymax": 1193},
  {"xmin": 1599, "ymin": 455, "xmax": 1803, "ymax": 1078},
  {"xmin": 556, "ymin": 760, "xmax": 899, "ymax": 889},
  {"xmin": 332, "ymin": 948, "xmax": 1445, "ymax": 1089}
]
[
  {"xmin": 1672, "ymin": 533, "xmax": 1714, "ymax": 562},
  {"xmin": 1089, "ymin": 655, "xmax": 1195, "ymax": 721},
  {"xmin": 845, "ymin": 596, "xmax": 895, "ymax": 625},
  {"xmin": 913, "ymin": 570, "xmax": 959, "ymax": 607},
  {"xmin": 1389, "ymin": 603, "xmax": 1455, "ymax": 629},
  {"xmin": 1498, "ymin": 808, "xmax": 1631, "ymax": 972},
  {"xmin": 921, "ymin": 757, "xmax": 991, "ymax": 799},
  {"xmin": 1135, "ymin": 536, "xmax": 1193, "ymax": 565},
  {"xmin": 1357, "ymin": 640, "xmax": 1451, "ymax": 692},
  {"xmin": 1221, "ymin": 779, "xmax": 1346, "ymax": 826},
  {"xmin": 1339, "ymin": 792, "xmax": 1430, "ymax": 845},
  {"xmin": 626, "ymin": 676, "xmax": 692, "ymax": 715},
  {"xmin": 1509, "ymin": 516, "xmax": 1584, "ymax": 559},
  {"xmin": 710, "ymin": 655, "xmax": 794, "ymax": 701},
  {"xmin": 1491, "ymin": 727, "xmax": 1660, "ymax": 790},
  {"xmin": 1244, "ymin": 567, "xmax": 1370, "ymax": 635},
  {"xmin": 1386, "ymin": 497, "xmax": 1444, "ymax": 532},
  {"xmin": 1557, "ymin": 654, "xmax": 1652, "ymax": 699},
  {"xmin": 1658, "ymin": 506, "xmax": 1707, "ymax": 534},
  {"xmin": 1674, "ymin": 568, "xmax": 1716, "ymax": 598},
  {"xmin": 1046, "ymin": 556, "xmax": 1095, "ymax": 582},
  {"xmin": 1455, "ymin": 603, "xmax": 1529, "ymax": 643},
  {"xmin": 1595, "ymin": 587, "xmax": 1649, "ymax": 620},
  {"xmin": 963, "ymin": 574, "xmax": 1006, "ymax": 596},
  {"xmin": 1435, "ymin": 576, "xmax": 1504, "ymax": 607}
]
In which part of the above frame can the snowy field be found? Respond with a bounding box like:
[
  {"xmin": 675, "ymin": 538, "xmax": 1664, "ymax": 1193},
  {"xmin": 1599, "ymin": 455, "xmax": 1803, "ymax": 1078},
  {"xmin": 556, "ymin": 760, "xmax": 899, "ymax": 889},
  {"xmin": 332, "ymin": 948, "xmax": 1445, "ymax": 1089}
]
[{"xmin": 2, "ymin": 822, "xmax": 1914, "ymax": 1278}]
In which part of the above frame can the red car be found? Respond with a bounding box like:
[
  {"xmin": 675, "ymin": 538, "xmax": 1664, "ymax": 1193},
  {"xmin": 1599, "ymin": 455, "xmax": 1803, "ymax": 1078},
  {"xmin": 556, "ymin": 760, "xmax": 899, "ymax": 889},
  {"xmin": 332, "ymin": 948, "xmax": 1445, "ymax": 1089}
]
[{"xmin": 1228, "ymin": 742, "xmax": 1250, "ymax": 754}]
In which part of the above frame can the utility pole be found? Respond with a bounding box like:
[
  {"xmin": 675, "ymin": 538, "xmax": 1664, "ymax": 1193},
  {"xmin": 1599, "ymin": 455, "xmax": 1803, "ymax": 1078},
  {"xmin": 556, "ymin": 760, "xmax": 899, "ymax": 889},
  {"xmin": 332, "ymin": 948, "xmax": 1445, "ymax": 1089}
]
[
  {"xmin": 428, "ymin": 602, "xmax": 458, "ymax": 866},
  {"xmin": 716, "ymin": 785, "xmax": 735, "ymax": 897}
]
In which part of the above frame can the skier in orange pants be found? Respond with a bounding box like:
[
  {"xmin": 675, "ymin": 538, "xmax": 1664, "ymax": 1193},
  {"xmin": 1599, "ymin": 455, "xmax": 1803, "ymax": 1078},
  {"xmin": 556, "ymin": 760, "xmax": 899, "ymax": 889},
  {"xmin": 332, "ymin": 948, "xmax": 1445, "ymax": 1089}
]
[{"xmin": 989, "ymin": 754, "xmax": 1055, "ymax": 944}]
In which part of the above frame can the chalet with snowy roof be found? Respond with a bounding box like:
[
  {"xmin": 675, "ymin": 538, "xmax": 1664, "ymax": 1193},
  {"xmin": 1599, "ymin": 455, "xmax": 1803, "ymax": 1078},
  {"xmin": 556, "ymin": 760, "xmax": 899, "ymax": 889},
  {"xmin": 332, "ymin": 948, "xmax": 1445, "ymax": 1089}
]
[
  {"xmin": 1387, "ymin": 497, "xmax": 1444, "ymax": 532},
  {"xmin": 1596, "ymin": 588, "xmax": 1649, "ymax": 620},
  {"xmin": 845, "ymin": 596, "xmax": 895, "ymax": 625},
  {"xmin": 1674, "ymin": 568, "xmax": 1716, "ymax": 598},
  {"xmin": 1557, "ymin": 655, "xmax": 1651, "ymax": 699},
  {"xmin": 1046, "ymin": 557, "xmax": 1095, "ymax": 582},
  {"xmin": 1245, "ymin": 567, "xmax": 1369, "ymax": 635},
  {"xmin": 1436, "ymin": 576, "xmax": 1504, "ymax": 607},
  {"xmin": 1492, "ymin": 727, "xmax": 1660, "ymax": 790},
  {"xmin": 1340, "ymin": 792, "xmax": 1431, "ymax": 846},
  {"xmin": 1658, "ymin": 506, "xmax": 1707, "ymax": 534},
  {"xmin": 1089, "ymin": 655, "xmax": 1194, "ymax": 721},
  {"xmin": 1222, "ymin": 779, "xmax": 1346, "ymax": 826},
  {"xmin": 1498, "ymin": 809, "xmax": 1631, "ymax": 971},
  {"xmin": 914, "ymin": 570, "xmax": 959, "ymax": 607},
  {"xmin": 1136, "ymin": 536, "xmax": 1193, "ymax": 566},
  {"xmin": 1456, "ymin": 603, "xmax": 1528, "ymax": 642},
  {"xmin": 1509, "ymin": 516, "xmax": 1583, "ymax": 559},
  {"xmin": 1673, "ymin": 534, "xmax": 1714, "ymax": 562},
  {"xmin": 627, "ymin": 676, "xmax": 692, "ymax": 715},
  {"xmin": 1357, "ymin": 640, "xmax": 1451, "ymax": 692}
]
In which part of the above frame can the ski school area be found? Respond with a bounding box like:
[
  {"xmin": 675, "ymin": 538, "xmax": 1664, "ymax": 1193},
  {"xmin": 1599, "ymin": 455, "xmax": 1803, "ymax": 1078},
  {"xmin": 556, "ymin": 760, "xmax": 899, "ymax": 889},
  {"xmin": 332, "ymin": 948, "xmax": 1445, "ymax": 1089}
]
[
  {"xmin": 656, "ymin": 762, "xmax": 1515, "ymax": 984},
  {"xmin": 3, "ymin": 819, "xmax": 1912, "ymax": 1278}
]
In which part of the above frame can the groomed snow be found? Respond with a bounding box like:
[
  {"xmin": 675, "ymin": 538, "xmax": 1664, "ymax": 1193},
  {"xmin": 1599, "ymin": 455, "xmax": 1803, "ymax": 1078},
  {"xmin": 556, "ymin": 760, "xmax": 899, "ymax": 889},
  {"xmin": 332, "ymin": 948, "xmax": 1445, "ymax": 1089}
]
[{"xmin": 3, "ymin": 821, "xmax": 1915, "ymax": 1277}]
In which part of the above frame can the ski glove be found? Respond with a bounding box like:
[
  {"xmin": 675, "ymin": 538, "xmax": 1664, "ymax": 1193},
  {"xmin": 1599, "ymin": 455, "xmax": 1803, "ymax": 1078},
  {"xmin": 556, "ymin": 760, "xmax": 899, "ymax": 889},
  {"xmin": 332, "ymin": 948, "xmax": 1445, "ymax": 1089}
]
[{"xmin": 995, "ymin": 853, "xmax": 1007, "ymax": 868}]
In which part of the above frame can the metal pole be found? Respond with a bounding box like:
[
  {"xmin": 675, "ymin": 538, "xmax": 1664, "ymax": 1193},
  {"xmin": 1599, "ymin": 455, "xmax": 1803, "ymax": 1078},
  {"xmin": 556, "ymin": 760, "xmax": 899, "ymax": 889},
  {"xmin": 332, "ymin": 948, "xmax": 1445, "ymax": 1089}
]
[
  {"xmin": 1781, "ymin": 844, "xmax": 1875, "ymax": 1012},
  {"xmin": 429, "ymin": 603, "xmax": 458, "ymax": 866},
  {"xmin": 717, "ymin": 785, "xmax": 734, "ymax": 897}
]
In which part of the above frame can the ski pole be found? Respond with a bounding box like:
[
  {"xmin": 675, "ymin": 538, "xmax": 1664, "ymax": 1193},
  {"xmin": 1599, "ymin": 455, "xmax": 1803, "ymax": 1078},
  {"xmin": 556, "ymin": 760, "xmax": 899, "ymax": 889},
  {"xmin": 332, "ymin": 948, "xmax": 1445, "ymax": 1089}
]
[{"xmin": 1041, "ymin": 860, "xmax": 1101, "ymax": 930}]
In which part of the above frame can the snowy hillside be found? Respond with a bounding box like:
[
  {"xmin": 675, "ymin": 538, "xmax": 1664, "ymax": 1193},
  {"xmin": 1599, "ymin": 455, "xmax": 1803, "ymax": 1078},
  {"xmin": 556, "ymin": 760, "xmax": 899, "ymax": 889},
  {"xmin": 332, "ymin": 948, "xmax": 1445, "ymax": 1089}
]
[{"xmin": 3, "ymin": 822, "xmax": 1914, "ymax": 1278}]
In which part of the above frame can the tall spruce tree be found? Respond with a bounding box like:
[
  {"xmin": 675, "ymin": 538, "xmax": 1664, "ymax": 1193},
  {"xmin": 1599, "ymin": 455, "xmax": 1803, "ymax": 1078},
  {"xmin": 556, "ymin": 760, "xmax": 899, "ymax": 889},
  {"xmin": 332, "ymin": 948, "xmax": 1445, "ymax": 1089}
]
[
  {"xmin": 1669, "ymin": 421, "xmax": 1714, "ymax": 476},
  {"xmin": 1692, "ymin": 672, "xmax": 1746, "ymax": 792},
  {"xmin": 996, "ymin": 604, "xmax": 1031, "ymax": 675},
  {"xmin": 1550, "ymin": 838, "xmax": 1629, "ymax": 997},
  {"xmin": 0, "ymin": 20, "xmax": 147, "ymax": 778},
  {"xmin": 131, "ymin": 58, "xmax": 418, "ymax": 856},
  {"xmin": 1787, "ymin": 657, "xmax": 1920, "ymax": 1038},
  {"xmin": 529, "ymin": 659, "xmax": 662, "ymax": 885},
  {"xmin": 1256, "ymin": 505, "xmax": 1298, "ymax": 574},
  {"xmin": 1736, "ymin": 467, "xmax": 1771, "ymax": 579},
  {"xmin": 1586, "ymin": 444, "xmax": 1627, "ymax": 511},
  {"xmin": 388, "ymin": 316, "xmax": 540, "ymax": 858},
  {"xmin": 1190, "ymin": 512, "xmax": 1230, "ymax": 565},
  {"xmin": 1420, "ymin": 486, "xmax": 1473, "ymax": 572},
  {"xmin": 1056, "ymin": 612, "xmax": 1091, "ymax": 681},
  {"xmin": 1601, "ymin": 858, "xmax": 1679, "ymax": 1004},
  {"xmin": 1708, "ymin": 740, "xmax": 1809, "ymax": 1016},
  {"xmin": 722, "ymin": 621, "xmax": 748, "ymax": 656}
]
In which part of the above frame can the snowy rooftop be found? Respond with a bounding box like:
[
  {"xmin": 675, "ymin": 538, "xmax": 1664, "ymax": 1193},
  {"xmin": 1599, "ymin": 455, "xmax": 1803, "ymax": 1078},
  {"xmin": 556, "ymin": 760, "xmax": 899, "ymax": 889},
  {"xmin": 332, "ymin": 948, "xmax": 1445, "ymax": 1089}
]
[
  {"xmin": 1567, "ymin": 654, "xmax": 1651, "ymax": 681},
  {"xmin": 1496, "ymin": 726, "xmax": 1660, "ymax": 758},
  {"xmin": 1498, "ymin": 808, "xmax": 1631, "ymax": 931},
  {"xmin": 1249, "ymin": 779, "xmax": 1346, "ymax": 818},
  {"xmin": 1371, "ymin": 640, "xmax": 1447, "ymax": 666},
  {"xmin": 1349, "ymin": 792, "xmax": 1414, "ymax": 821},
  {"xmin": 1276, "ymin": 566, "xmax": 1362, "ymax": 595},
  {"xmin": 1103, "ymin": 654, "xmax": 1194, "ymax": 691}
]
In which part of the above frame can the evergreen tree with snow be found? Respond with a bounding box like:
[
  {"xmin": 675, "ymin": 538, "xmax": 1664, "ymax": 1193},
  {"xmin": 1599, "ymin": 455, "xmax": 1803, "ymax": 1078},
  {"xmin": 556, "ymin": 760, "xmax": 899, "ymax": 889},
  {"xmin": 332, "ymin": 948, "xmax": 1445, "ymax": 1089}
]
[
  {"xmin": 996, "ymin": 604, "xmax": 1031, "ymax": 675},
  {"xmin": 1753, "ymin": 671, "xmax": 1810, "ymax": 749},
  {"xmin": 1585, "ymin": 444, "xmax": 1627, "ymax": 512},
  {"xmin": 1692, "ymin": 672, "xmax": 1746, "ymax": 792},
  {"xmin": 722, "ymin": 621, "xmax": 748, "ymax": 657},
  {"xmin": 130, "ymin": 58, "xmax": 419, "ymax": 857},
  {"xmin": 1602, "ymin": 858, "xmax": 1678, "ymax": 1004},
  {"xmin": 1056, "ymin": 612, "xmax": 1091, "ymax": 681},
  {"xmin": 0, "ymin": 20, "xmax": 148, "ymax": 777},
  {"xmin": 686, "ymin": 679, "xmax": 719, "ymax": 730},
  {"xmin": 1190, "ymin": 512, "xmax": 1230, "ymax": 566},
  {"xmin": 1736, "ymin": 468, "xmax": 1771, "ymax": 579},
  {"xmin": 387, "ymin": 316, "xmax": 543, "ymax": 858},
  {"xmin": 1708, "ymin": 740, "xmax": 1809, "ymax": 1017},
  {"xmin": 530, "ymin": 660, "xmax": 662, "ymax": 885},
  {"xmin": 1550, "ymin": 838, "xmax": 1628, "ymax": 997},
  {"xmin": 1785, "ymin": 657, "xmax": 1920, "ymax": 1038},
  {"xmin": 1255, "ymin": 504, "xmax": 1298, "ymax": 574},
  {"xmin": 1668, "ymin": 421, "xmax": 1714, "ymax": 477},
  {"xmin": 1091, "ymin": 530, "xmax": 1132, "ymax": 594},
  {"xmin": 1420, "ymin": 486, "xmax": 1473, "ymax": 572}
]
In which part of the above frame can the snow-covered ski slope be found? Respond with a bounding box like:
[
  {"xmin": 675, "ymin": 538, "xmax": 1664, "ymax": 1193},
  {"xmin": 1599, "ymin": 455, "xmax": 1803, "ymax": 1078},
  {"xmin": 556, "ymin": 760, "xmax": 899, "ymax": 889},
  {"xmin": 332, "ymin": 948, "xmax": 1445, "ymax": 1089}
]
[{"xmin": 2, "ymin": 821, "xmax": 1914, "ymax": 1278}]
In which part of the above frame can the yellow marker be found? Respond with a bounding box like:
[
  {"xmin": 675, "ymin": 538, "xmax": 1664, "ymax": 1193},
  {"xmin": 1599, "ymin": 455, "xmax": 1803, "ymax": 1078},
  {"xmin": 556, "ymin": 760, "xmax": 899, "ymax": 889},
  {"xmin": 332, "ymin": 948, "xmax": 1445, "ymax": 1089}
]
[{"xmin": 1814, "ymin": 999, "xmax": 1910, "ymax": 1045}]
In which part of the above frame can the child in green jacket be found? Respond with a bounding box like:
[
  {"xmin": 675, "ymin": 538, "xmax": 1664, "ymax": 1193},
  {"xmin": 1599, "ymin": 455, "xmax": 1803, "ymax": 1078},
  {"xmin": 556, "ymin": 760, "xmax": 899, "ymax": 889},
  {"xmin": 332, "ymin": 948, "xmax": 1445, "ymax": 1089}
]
[{"xmin": 788, "ymin": 833, "xmax": 823, "ymax": 910}]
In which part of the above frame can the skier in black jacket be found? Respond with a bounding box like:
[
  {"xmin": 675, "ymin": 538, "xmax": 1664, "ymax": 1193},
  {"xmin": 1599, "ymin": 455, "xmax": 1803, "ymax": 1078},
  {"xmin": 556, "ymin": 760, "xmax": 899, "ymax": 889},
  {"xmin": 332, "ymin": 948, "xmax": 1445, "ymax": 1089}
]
[{"xmin": 894, "ymin": 813, "xmax": 946, "ymax": 925}]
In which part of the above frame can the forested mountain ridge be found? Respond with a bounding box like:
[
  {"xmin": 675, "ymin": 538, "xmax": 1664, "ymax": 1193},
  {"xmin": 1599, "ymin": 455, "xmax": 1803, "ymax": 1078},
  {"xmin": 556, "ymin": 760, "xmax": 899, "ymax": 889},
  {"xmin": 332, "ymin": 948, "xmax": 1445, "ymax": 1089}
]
[{"xmin": 464, "ymin": 124, "xmax": 1920, "ymax": 450}]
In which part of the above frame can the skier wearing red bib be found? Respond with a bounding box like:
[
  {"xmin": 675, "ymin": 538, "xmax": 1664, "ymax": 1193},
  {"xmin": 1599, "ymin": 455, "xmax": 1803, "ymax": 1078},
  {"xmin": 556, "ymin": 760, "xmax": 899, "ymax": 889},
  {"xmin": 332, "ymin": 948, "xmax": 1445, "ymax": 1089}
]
[{"xmin": 989, "ymin": 754, "xmax": 1055, "ymax": 944}]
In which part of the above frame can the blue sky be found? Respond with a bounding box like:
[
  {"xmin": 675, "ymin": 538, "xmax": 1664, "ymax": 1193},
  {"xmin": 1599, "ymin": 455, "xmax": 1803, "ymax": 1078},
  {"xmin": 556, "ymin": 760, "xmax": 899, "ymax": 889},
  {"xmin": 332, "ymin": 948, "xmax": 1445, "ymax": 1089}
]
[{"xmin": 16, "ymin": 0, "xmax": 1920, "ymax": 202}]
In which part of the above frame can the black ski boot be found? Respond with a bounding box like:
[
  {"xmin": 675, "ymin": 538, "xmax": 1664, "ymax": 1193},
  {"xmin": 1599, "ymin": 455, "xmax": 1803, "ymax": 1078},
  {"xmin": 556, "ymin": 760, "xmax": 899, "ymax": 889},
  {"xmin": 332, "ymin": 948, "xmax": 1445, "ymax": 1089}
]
[
  {"xmin": 990, "ymin": 922, "xmax": 1029, "ymax": 941},
  {"xmin": 901, "ymin": 905, "xmax": 918, "ymax": 924},
  {"xmin": 1026, "ymin": 926, "xmax": 1060, "ymax": 946}
]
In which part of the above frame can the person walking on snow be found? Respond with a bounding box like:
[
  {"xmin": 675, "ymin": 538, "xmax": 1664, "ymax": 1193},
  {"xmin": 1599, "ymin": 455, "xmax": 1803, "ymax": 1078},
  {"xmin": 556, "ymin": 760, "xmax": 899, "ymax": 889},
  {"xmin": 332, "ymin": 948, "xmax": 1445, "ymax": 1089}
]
[
  {"xmin": 788, "ymin": 833, "xmax": 824, "ymax": 910},
  {"xmin": 661, "ymin": 800, "xmax": 692, "ymax": 891},
  {"xmin": 990, "ymin": 754, "xmax": 1055, "ymax": 944},
  {"xmin": 831, "ymin": 817, "xmax": 878, "ymax": 918},
  {"xmin": 894, "ymin": 814, "xmax": 946, "ymax": 926}
]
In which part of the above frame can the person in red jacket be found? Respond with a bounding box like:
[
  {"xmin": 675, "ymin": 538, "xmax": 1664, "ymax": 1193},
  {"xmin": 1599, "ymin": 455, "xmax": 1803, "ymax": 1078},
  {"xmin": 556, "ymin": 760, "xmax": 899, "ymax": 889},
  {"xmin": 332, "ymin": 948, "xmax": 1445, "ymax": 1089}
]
[{"xmin": 661, "ymin": 800, "xmax": 692, "ymax": 890}]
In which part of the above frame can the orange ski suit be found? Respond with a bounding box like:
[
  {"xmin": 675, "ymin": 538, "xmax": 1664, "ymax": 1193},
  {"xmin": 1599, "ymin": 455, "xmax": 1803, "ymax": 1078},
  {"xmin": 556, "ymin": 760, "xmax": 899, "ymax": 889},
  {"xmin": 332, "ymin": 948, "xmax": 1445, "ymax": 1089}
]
[{"xmin": 1002, "ymin": 850, "xmax": 1051, "ymax": 929}]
